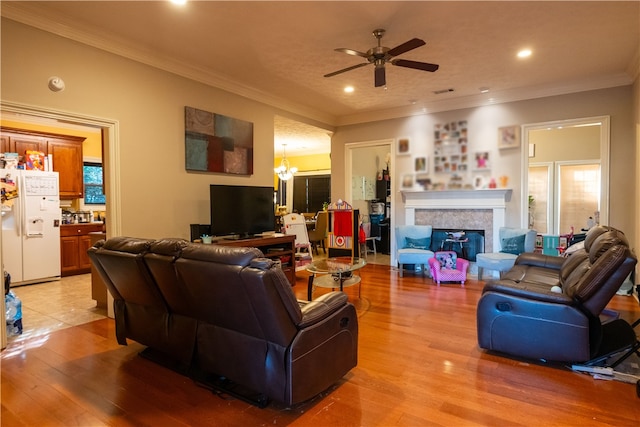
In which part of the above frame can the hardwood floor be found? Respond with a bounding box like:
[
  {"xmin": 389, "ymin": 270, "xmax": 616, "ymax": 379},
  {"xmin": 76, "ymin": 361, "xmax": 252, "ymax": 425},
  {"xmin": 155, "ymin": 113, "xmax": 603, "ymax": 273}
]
[{"xmin": 2, "ymin": 264, "xmax": 639, "ymax": 426}]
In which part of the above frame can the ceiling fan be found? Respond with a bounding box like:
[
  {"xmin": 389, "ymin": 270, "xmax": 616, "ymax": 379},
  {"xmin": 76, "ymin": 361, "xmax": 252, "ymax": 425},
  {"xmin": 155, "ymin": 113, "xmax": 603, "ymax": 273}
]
[{"xmin": 324, "ymin": 29, "xmax": 439, "ymax": 88}]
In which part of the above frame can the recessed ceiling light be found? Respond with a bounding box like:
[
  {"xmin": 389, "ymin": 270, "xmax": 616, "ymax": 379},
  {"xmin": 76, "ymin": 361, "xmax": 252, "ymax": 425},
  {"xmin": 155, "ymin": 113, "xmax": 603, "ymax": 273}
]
[
  {"xmin": 344, "ymin": 86, "xmax": 354, "ymax": 93},
  {"xmin": 170, "ymin": 0, "xmax": 187, "ymax": 5},
  {"xmin": 517, "ymin": 49, "xmax": 532, "ymax": 58}
]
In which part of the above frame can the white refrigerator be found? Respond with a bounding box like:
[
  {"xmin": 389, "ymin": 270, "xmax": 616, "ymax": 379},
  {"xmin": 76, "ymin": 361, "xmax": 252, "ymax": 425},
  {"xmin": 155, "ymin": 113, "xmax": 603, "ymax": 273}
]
[{"xmin": 1, "ymin": 169, "xmax": 61, "ymax": 286}]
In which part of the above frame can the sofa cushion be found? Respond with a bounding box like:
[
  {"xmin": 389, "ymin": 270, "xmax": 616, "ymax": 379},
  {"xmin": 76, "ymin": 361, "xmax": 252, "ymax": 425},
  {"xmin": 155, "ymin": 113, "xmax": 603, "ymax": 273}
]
[
  {"xmin": 559, "ymin": 250, "xmax": 589, "ymax": 286},
  {"xmin": 102, "ymin": 235, "xmax": 153, "ymax": 253},
  {"xmin": 500, "ymin": 234, "xmax": 526, "ymax": 255},
  {"xmin": 502, "ymin": 264, "xmax": 561, "ymax": 286},
  {"xmin": 435, "ymin": 251, "xmax": 457, "ymax": 270},
  {"xmin": 587, "ymin": 229, "xmax": 629, "ymax": 264},
  {"xmin": 405, "ymin": 237, "xmax": 431, "ymax": 249}
]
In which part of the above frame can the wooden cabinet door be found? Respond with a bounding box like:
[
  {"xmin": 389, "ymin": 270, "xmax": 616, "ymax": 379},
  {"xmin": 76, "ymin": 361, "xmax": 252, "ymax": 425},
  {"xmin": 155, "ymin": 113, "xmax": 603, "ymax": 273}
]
[
  {"xmin": 11, "ymin": 135, "xmax": 47, "ymax": 155},
  {"xmin": 48, "ymin": 139, "xmax": 83, "ymax": 199},
  {"xmin": 60, "ymin": 236, "xmax": 80, "ymax": 275},
  {"xmin": 0, "ymin": 135, "xmax": 9, "ymax": 153},
  {"xmin": 78, "ymin": 234, "xmax": 94, "ymax": 270}
]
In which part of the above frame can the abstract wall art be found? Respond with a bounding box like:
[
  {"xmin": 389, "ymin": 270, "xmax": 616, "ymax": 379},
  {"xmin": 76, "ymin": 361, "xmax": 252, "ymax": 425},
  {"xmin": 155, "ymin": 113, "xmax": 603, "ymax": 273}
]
[{"xmin": 185, "ymin": 106, "xmax": 254, "ymax": 175}]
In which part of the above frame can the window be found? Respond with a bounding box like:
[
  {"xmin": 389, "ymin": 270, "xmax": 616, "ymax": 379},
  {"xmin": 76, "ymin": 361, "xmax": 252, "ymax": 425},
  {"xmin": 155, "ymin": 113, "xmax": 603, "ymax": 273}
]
[
  {"xmin": 292, "ymin": 174, "xmax": 331, "ymax": 213},
  {"xmin": 528, "ymin": 161, "xmax": 600, "ymax": 234},
  {"xmin": 83, "ymin": 162, "xmax": 106, "ymax": 205}
]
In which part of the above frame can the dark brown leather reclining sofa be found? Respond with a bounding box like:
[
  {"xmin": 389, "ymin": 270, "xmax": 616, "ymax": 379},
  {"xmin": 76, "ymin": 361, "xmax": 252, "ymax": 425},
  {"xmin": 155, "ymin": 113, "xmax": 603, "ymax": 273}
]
[
  {"xmin": 477, "ymin": 225, "xmax": 637, "ymax": 363},
  {"xmin": 88, "ymin": 236, "xmax": 358, "ymax": 406}
]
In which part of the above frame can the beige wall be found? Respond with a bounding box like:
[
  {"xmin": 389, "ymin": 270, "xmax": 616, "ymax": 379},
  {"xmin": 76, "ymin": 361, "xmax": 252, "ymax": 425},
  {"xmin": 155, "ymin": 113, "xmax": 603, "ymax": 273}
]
[
  {"xmin": 332, "ymin": 86, "xmax": 636, "ymax": 248},
  {"xmin": 1, "ymin": 19, "xmax": 330, "ymax": 240},
  {"xmin": 529, "ymin": 126, "xmax": 600, "ymax": 163}
]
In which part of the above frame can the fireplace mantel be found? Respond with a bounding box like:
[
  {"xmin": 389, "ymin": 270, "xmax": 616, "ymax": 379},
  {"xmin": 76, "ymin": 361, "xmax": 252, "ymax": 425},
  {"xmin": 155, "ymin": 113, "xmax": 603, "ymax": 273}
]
[
  {"xmin": 401, "ymin": 189, "xmax": 512, "ymax": 208},
  {"xmin": 401, "ymin": 189, "xmax": 513, "ymax": 253}
]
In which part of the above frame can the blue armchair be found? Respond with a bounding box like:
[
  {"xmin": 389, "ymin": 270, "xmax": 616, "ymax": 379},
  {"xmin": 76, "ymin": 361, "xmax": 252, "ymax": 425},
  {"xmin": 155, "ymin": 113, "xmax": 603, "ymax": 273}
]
[
  {"xmin": 475, "ymin": 227, "xmax": 537, "ymax": 280},
  {"xmin": 395, "ymin": 225, "xmax": 435, "ymax": 277}
]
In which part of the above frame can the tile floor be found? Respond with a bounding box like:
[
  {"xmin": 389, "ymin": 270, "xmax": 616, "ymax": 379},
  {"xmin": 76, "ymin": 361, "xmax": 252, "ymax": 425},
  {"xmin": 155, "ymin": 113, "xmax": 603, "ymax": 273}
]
[{"xmin": 7, "ymin": 274, "xmax": 107, "ymax": 342}]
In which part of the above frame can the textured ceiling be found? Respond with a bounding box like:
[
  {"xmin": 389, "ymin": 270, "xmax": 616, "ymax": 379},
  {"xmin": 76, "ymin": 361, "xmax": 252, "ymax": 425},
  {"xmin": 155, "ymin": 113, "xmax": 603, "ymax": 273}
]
[{"xmin": 2, "ymin": 1, "xmax": 639, "ymax": 155}]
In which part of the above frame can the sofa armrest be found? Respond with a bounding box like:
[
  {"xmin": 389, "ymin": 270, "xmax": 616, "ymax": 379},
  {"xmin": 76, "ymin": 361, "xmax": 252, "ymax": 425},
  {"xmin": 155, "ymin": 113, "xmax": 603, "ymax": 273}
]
[
  {"xmin": 483, "ymin": 280, "xmax": 573, "ymax": 305},
  {"xmin": 515, "ymin": 252, "xmax": 565, "ymax": 270},
  {"xmin": 297, "ymin": 291, "xmax": 348, "ymax": 328}
]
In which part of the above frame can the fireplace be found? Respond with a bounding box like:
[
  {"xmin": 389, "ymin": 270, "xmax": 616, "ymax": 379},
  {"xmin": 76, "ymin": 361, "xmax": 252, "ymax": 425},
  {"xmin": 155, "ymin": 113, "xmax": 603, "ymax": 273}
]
[
  {"xmin": 401, "ymin": 189, "xmax": 512, "ymax": 255},
  {"xmin": 431, "ymin": 229, "xmax": 485, "ymax": 262}
]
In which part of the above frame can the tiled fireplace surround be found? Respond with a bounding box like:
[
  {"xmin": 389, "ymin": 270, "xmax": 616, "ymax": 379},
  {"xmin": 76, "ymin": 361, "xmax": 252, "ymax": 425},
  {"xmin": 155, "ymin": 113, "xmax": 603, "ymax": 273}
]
[{"xmin": 401, "ymin": 189, "xmax": 513, "ymax": 255}]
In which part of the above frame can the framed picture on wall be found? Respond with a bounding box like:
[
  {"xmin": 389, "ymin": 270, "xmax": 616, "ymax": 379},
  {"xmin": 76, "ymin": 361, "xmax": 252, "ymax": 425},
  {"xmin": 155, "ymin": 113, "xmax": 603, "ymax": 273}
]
[
  {"xmin": 414, "ymin": 156, "xmax": 428, "ymax": 172},
  {"xmin": 184, "ymin": 106, "xmax": 254, "ymax": 174},
  {"xmin": 397, "ymin": 137, "xmax": 410, "ymax": 155},
  {"xmin": 401, "ymin": 173, "xmax": 414, "ymax": 189},
  {"xmin": 474, "ymin": 152, "xmax": 490, "ymax": 170},
  {"xmin": 498, "ymin": 125, "xmax": 521, "ymax": 149}
]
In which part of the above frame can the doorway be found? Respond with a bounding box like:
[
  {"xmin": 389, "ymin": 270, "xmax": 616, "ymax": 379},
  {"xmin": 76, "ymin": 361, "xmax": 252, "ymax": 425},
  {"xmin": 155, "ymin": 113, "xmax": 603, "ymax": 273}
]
[
  {"xmin": 346, "ymin": 139, "xmax": 394, "ymax": 266},
  {"xmin": 1, "ymin": 101, "xmax": 120, "ymax": 319},
  {"xmin": 521, "ymin": 116, "xmax": 610, "ymax": 234}
]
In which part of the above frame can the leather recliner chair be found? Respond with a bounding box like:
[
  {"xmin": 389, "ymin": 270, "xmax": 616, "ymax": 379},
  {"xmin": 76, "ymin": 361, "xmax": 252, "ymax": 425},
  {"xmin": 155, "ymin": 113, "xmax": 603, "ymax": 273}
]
[
  {"xmin": 477, "ymin": 226, "xmax": 637, "ymax": 363},
  {"xmin": 88, "ymin": 237, "xmax": 197, "ymax": 371}
]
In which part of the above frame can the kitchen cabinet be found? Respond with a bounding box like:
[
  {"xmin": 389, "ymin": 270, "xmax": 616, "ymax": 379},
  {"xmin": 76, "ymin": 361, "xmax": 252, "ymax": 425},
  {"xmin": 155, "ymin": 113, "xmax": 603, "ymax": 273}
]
[
  {"xmin": 47, "ymin": 139, "xmax": 84, "ymax": 198},
  {"xmin": 8, "ymin": 134, "xmax": 48, "ymax": 155},
  {"xmin": 0, "ymin": 127, "xmax": 85, "ymax": 199},
  {"xmin": 0, "ymin": 135, "xmax": 8, "ymax": 153},
  {"xmin": 60, "ymin": 223, "xmax": 103, "ymax": 276}
]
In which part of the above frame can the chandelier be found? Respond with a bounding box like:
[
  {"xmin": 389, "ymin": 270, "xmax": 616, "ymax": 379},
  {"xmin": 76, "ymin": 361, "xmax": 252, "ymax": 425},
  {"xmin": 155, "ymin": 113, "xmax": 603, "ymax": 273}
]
[{"xmin": 275, "ymin": 144, "xmax": 298, "ymax": 181}]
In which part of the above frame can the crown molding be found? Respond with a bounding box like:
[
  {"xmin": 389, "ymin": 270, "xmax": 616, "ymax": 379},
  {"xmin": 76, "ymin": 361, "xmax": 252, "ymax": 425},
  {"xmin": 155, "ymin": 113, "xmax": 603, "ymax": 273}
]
[
  {"xmin": 1, "ymin": 4, "xmax": 339, "ymax": 127},
  {"xmin": 336, "ymin": 73, "xmax": 634, "ymax": 126}
]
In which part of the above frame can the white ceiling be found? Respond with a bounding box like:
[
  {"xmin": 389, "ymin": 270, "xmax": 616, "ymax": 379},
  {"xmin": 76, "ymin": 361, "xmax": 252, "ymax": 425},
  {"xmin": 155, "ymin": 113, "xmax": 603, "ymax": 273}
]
[{"xmin": 2, "ymin": 1, "xmax": 639, "ymax": 155}]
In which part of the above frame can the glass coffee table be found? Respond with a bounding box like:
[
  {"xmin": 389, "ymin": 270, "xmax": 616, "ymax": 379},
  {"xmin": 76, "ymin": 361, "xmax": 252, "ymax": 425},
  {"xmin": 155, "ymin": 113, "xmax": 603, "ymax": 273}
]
[{"xmin": 306, "ymin": 257, "xmax": 366, "ymax": 300}]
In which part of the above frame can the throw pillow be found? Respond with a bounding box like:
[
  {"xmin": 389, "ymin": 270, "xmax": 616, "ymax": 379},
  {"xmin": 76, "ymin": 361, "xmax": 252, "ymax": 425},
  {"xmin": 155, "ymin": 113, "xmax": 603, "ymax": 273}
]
[
  {"xmin": 500, "ymin": 234, "xmax": 526, "ymax": 255},
  {"xmin": 405, "ymin": 237, "xmax": 430, "ymax": 250},
  {"xmin": 436, "ymin": 252, "xmax": 457, "ymax": 270}
]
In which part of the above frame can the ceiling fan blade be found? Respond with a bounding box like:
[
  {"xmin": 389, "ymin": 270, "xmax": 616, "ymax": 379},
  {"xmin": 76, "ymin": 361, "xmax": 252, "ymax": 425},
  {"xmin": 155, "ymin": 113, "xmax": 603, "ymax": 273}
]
[
  {"xmin": 391, "ymin": 59, "xmax": 439, "ymax": 72},
  {"xmin": 335, "ymin": 47, "xmax": 369, "ymax": 58},
  {"xmin": 324, "ymin": 62, "xmax": 370, "ymax": 78},
  {"xmin": 387, "ymin": 38, "xmax": 426, "ymax": 57},
  {"xmin": 374, "ymin": 66, "xmax": 386, "ymax": 87}
]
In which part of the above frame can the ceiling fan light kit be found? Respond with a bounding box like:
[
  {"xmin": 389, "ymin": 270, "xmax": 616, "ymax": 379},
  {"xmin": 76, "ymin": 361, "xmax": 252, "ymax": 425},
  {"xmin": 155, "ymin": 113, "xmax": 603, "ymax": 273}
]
[{"xmin": 324, "ymin": 29, "xmax": 439, "ymax": 87}]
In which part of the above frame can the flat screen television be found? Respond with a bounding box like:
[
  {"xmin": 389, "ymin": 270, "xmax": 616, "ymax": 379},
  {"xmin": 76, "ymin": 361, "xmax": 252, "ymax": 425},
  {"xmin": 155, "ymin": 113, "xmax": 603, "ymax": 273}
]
[{"xmin": 210, "ymin": 184, "xmax": 276, "ymax": 238}]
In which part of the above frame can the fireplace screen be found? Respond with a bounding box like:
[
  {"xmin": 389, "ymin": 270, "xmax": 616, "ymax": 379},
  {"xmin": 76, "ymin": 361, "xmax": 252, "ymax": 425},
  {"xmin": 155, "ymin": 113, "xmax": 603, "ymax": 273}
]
[{"xmin": 431, "ymin": 229, "xmax": 485, "ymax": 262}]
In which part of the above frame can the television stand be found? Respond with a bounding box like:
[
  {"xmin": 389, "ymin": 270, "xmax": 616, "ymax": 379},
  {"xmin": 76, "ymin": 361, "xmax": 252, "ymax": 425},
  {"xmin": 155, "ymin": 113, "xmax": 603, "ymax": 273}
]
[
  {"xmin": 224, "ymin": 235, "xmax": 255, "ymax": 241},
  {"xmin": 216, "ymin": 234, "xmax": 296, "ymax": 286}
]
